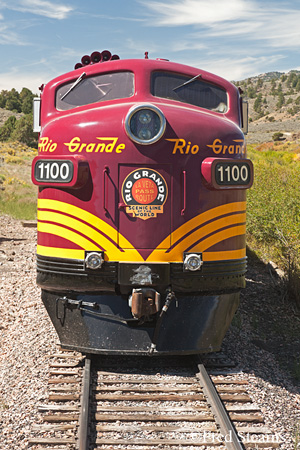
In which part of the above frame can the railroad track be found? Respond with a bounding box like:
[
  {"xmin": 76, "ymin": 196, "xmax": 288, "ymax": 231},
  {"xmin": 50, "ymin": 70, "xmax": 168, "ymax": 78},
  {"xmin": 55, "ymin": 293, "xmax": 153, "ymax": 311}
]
[{"xmin": 29, "ymin": 351, "xmax": 282, "ymax": 450}]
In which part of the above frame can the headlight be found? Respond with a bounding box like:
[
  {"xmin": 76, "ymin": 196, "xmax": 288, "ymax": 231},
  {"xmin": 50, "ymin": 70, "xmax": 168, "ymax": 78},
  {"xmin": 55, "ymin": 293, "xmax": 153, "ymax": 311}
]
[
  {"xmin": 125, "ymin": 104, "xmax": 166, "ymax": 145},
  {"xmin": 85, "ymin": 252, "xmax": 104, "ymax": 270},
  {"xmin": 183, "ymin": 253, "xmax": 203, "ymax": 272}
]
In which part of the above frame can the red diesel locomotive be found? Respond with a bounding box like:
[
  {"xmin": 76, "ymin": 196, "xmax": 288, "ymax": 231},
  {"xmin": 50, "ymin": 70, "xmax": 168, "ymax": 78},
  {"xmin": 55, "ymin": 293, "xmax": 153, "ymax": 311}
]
[{"xmin": 32, "ymin": 50, "xmax": 253, "ymax": 355}]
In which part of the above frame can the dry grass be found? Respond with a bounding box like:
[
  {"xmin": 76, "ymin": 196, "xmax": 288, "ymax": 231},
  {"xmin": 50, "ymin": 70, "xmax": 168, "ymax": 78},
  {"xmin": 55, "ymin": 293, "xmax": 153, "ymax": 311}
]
[{"xmin": 0, "ymin": 142, "xmax": 37, "ymax": 219}]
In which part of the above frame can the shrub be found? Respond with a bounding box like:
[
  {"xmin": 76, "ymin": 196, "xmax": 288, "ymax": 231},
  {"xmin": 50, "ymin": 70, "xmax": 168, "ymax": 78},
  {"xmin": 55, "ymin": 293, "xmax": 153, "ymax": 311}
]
[
  {"xmin": 247, "ymin": 147, "xmax": 300, "ymax": 307},
  {"xmin": 11, "ymin": 115, "xmax": 38, "ymax": 148},
  {"xmin": 0, "ymin": 116, "xmax": 17, "ymax": 141},
  {"xmin": 272, "ymin": 132, "xmax": 285, "ymax": 141}
]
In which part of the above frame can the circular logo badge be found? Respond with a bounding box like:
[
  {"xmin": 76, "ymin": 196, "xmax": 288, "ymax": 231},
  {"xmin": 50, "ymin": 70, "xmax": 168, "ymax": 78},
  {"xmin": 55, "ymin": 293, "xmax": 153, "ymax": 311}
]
[{"xmin": 121, "ymin": 168, "xmax": 168, "ymax": 220}]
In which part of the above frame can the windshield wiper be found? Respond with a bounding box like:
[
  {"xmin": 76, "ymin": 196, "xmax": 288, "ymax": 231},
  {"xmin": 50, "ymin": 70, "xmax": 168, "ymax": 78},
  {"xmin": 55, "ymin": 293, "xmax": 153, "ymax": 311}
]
[
  {"xmin": 61, "ymin": 72, "xmax": 86, "ymax": 101},
  {"xmin": 173, "ymin": 73, "xmax": 202, "ymax": 91}
]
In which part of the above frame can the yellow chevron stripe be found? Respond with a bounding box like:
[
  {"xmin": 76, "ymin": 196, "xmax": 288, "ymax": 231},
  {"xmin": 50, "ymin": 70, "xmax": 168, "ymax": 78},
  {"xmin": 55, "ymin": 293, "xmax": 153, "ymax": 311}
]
[
  {"xmin": 147, "ymin": 214, "xmax": 246, "ymax": 262},
  {"xmin": 190, "ymin": 224, "xmax": 246, "ymax": 253},
  {"xmin": 36, "ymin": 244, "xmax": 143, "ymax": 262},
  {"xmin": 38, "ymin": 199, "xmax": 137, "ymax": 250},
  {"xmin": 37, "ymin": 199, "xmax": 143, "ymax": 262},
  {"xmin": 203, "ymin": 249, "xmax": 246, "ymax": 261},
  {"xmin": 37, "ymin": 199, "xmax": 246, "ymax": 264},
  {"xmin": 155, "ymin": 201, "xmax": 246, "ymax": 250},
  {"xmin": 37, "ymin": 245, "xmax": 85, "ymax": 260},
  {"xmin": 36, "ymin": 245, "xmax": 246, "ymax": 262},
  {"xmin": 37, "ymin": 222, "xmax": 101, "ymax": 251},
  {"xmin": 38, "ymin": 209, "xmax": 120, "ymax": 255}
]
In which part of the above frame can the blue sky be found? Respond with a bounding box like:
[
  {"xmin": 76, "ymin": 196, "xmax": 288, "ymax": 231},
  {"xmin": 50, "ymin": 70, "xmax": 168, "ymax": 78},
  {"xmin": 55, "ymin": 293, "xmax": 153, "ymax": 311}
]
[{"xmin": 0, "ymin": 0, "xmax": 299, "ymax": 93}]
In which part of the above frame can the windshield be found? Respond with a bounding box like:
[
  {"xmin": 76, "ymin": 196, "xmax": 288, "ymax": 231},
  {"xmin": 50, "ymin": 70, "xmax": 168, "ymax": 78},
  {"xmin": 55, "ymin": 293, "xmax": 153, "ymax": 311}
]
[
  {"xmin": 151, "ymin": 72, "xmax": 228, "ymax": 113},
  {"xmin": 56, "ymin": 71, "xmax": 134, "ymax": 111}
]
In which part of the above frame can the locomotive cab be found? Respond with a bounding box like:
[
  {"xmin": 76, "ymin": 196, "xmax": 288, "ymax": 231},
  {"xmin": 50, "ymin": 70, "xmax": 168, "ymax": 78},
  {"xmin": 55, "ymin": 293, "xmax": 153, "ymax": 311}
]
[{"xmin": 32, "ymin": 51, "xmax": 252, "ymax": 355}]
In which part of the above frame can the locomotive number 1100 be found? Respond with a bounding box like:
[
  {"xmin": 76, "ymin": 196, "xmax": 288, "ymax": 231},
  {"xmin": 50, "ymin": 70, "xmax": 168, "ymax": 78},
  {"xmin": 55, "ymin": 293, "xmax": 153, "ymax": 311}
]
[
  {"xmin": 215, "ymin": 161, "xmax": 251, "ymax": 186},
  {"xmin": 34, "ymin": 160, "xmax": 74, "ymax": 183}
]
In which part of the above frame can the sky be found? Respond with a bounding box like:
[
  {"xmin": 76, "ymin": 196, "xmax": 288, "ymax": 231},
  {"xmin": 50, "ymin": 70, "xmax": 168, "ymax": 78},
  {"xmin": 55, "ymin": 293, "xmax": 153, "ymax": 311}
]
[{"xmin": 0, "ymin": 0, "xmax": 299, "ymax": 93}]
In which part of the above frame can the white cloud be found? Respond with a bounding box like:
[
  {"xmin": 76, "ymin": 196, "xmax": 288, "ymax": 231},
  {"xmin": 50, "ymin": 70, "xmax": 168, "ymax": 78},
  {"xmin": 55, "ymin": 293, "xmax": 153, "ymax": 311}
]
[
  {"xmin": 140, "ymin": 0, "xmax": 254, "ymax": 26},
  {"xmin": 0, "ymin": 23, "xmax": 28, "ymax": 45},
  {"xmin": 191, "ymin": 54, "xmax": 286, "ymax": 81},
  {"xmin": 0, "ymin": 0, "xmax": 73, "ymax": 20},
  {"xmin": 0, "ymin": 67, "xmax": 53, "ymax": 93},
  {"xmin": 169, "ymin": 40, "xmax": 207, "ymax": 53},
  {"xmin": 205, "ymin": 8, "xmax": 300, "ymax": 49},
  {"xmin": 141, "ymin": 0, "xmax": 300, "ymax": 51},
  {"xmin": 125, "ymin": 38, "xmax": 161, "ymax": 57}
]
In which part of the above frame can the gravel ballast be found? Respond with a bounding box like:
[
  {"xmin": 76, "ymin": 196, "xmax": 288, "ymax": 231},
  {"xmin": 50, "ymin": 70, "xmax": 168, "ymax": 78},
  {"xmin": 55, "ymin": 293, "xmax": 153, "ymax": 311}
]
[
  {"xmin": 0, "ymin": 215, "xmax": 299, "ymax": 449},
  {"xmin": 0, "ymin": 216, "xmax": 57, "ymax": 449}
]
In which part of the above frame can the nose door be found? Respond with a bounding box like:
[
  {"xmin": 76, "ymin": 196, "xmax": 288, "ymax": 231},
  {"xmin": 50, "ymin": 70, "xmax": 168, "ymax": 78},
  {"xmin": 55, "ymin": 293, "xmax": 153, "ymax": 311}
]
[{"xmin": 118, "ymin": 164, "xmax": 171, "ymax": 256}]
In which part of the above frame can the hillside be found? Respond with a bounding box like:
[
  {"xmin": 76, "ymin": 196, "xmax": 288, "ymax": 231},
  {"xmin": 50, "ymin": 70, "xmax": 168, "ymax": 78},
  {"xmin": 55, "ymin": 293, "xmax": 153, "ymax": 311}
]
[
  {"xmin": 235, "ymin": 70, "xmax": 300, "ymax": 143},
  {"xmin": 0, "ymin": 108, "xmax": 23, "ymax": 127}
]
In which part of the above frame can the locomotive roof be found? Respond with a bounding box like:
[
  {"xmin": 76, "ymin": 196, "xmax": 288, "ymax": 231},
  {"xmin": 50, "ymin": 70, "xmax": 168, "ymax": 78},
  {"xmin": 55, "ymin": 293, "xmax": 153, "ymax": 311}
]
[
  {"xmin": 40, "ymin": 57, "xmax": 241, "ymax": 127},
  {"xmin": 47, "ymin": 57, "xmax": 237, "ymax": 95}
]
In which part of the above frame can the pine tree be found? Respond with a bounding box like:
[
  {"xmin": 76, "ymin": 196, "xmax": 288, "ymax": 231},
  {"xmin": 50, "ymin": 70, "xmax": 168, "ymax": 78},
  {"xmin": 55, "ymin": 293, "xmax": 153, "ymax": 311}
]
[{"xmin": 0, "ymin": 116, "xmax": 17, "ymax": 141}]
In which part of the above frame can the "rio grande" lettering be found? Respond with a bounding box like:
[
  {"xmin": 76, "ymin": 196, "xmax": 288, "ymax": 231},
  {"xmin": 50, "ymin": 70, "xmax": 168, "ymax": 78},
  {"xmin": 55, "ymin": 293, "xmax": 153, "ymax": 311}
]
[
  {"xmin": 38, "ymin": 137, "xmax": 125, "ymax": 153},
  {"xmin": 38, "ymin": 137, "xmax": 58, "ymax": 152},
  {"xmin": 167, "ymin": 138, "xmax": 200, "ymax": 155},
  {"xmin": 207, "ymin": 139, "xmax": 245, "ymax": 155},
  {"xmin": 64, "ymin": 137, "xmax": 125, "ymax": 153},
  {"xmin": 166, "ymin": 138, "xmax": 245, "ymax": 156}
]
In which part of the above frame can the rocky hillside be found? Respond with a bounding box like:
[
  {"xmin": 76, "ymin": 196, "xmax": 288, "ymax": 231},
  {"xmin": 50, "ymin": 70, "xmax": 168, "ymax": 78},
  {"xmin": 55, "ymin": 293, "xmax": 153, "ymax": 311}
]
[
  {"xmin": 0, "ymin": 108, "xmax": 23, "ymax": 127},
  {"xmin": 235, "ymin": 71, "xmax": 300, "ymax": 143}
]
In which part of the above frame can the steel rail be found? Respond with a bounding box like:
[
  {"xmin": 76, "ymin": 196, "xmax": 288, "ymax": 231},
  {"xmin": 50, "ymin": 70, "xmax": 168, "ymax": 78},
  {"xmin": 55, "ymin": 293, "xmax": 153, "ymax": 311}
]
[
  {"xmin": 78, "ymin": 356, "xmax": 91, "ymax": 450},
  {"xmin": 197, "ymin": 362, "xmax": 246, "ymax": 450}
]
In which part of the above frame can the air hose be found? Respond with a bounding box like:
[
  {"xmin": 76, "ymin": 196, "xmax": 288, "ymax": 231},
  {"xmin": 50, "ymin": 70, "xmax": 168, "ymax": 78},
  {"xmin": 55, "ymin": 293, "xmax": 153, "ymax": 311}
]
[{"xmin": 148, "ymin": 290, "xmax": 176, "ymax": 355}]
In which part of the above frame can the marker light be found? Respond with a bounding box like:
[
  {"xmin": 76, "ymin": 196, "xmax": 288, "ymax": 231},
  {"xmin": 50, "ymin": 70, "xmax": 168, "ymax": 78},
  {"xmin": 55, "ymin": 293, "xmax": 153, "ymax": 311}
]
[
  {"xmin": 125, "ymin": 104, "xmax": 166, "ymax": 145},
  {"xmin": 183, "ymin": 253, "xmax": 203, "ymax": 272},
  {"xmin": 85, "ymin": 252, "xmax": 104, "ymax": 270}
]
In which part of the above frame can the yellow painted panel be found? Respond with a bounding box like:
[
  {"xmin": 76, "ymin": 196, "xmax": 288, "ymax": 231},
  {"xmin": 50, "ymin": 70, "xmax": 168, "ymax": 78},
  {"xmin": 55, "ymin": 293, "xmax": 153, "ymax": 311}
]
[
  {"xmin": 37, "ymin": 245, "xmax": 85, "ymax": 260},
  {"xmin": 37, "ymin": 222, "xmax": 101, "ymax": 251},
  {"xmin": 190, "ymin": 225, "xmax": 246, "ymax": 253},
  {"xmin": 37, "ymin": 199, "xmax": 143, "ymax": 261},
  {"xmin": 155, "ymin": 201, "xmax": 246, "ymax": 250},
  {"xmin": 202, "ymin": 249, "xmax": 246, "ymax": 261},
  {"xmin": 147, "ymin": 216, "xmax": 246, "ymax": 262}
]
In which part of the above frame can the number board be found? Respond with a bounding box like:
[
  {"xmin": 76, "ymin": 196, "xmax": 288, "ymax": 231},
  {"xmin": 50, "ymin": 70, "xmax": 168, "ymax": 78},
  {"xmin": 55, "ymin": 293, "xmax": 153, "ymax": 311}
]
[
  {"xmin": 201, "ymin": 157, "xmax": 253, "ymax": 190},
  {"xmin": 215, "ymin": 161, "xmax": 251, "ymax": 186},
  {"xmin": 34, "ymin": 159, "xmax": 74, "ymax": 183}
]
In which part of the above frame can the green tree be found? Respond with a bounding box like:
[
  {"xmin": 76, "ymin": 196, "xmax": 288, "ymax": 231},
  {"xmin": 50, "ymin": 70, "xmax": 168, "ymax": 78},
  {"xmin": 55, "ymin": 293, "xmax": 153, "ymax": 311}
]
[
  {"xmin": 247, "ymin": 85, "xmax": 256, "ymax": 98},
  {"xmin": 254, "ymin": 93, "xmax": 263, "ymax": 114},
  {"xmin": 276, "ymin": 92, "xmax": 285, "ymax": 109},
  {"xmin": 20, "ymin": 88, "xmax": 34, "ymax": 114},
  {"xmin": 292, "ymin": 75, "xmax": 299, "ymax": 88},
  {"xmin": 5, "ymin": 88, "xmax": 21, "ymax": 112},
  {"xmin": 287, "ymin": 72, "xmax": 297, "ymax": 87},
  {"xmin": 271, "ymin": 79, "xmax": 277, "ymax": 95},
  {"xmin": 11, "ymin": 114, "xmax": 38, "ymax": 147},
  {"xmin": 0, "ymin": 90, "xmax": 9, "ymax": 108},
  {"xmin": 272, "ymin": 132, "xmax": 285, "ymax": 141},
  {"xmin": 256, "ymin": 78, "xmax": 263, "ymax": 89},
  {"xmin": 0, "ymin": 116, "xmax": 17, "ymax": 141}
]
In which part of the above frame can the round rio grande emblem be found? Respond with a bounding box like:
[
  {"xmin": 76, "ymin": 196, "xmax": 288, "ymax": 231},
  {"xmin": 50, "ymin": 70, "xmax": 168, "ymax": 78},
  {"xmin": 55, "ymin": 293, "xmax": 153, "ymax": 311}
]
[{"xmin": 121, "ymin": 168, "xmax": 168, "ymax": 220}]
